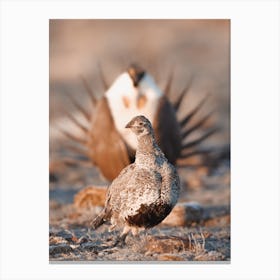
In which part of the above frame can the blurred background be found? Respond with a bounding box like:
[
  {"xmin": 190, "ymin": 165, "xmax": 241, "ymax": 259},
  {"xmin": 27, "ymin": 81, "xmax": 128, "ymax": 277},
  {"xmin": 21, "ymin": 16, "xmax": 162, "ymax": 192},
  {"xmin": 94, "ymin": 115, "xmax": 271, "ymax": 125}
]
[
  {"xmin": 49, "ymin": 20, "xmax": 230, "ymax": 261},
  {"xmin": 50, "ymin": 19, "xmax": 229, "ymax": 124},
  {"xmin": 50, "ymin": 19, "xmax": 230, "ymax": 185}
]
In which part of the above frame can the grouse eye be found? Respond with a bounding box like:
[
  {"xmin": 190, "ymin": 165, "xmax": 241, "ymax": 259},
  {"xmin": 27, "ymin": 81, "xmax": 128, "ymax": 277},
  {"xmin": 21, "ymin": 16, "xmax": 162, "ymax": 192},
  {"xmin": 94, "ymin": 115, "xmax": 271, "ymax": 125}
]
[{"xmin": 138, "ymin": 122, "xmax": 144, "ymax": 126}]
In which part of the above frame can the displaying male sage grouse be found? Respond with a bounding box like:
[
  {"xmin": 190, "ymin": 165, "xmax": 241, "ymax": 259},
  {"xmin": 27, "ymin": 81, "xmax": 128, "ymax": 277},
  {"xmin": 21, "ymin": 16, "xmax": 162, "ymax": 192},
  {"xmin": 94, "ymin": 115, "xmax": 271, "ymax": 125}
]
[
  {"xmin": 91, "ymin": 115, "xmax": 180, "ymax": 244},
  {"xmin": 57, "ymin": 64, "xmax": 217, "ymax": 181}
]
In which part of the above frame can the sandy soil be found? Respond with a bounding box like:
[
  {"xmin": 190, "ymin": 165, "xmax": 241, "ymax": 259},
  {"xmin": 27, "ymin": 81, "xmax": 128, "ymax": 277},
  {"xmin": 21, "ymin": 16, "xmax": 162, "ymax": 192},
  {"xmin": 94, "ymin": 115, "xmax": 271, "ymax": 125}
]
[{"xmin": 49, "ymin": 19, "xmax": 230, "ymax": 262}]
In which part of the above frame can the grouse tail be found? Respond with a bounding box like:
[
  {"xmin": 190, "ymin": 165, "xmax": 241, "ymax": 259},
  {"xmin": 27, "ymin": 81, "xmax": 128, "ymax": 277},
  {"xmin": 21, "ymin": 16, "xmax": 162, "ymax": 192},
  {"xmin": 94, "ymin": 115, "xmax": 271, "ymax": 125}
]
[{"xmin": 91, "ymin": 210, "xmax": 106, "ymax": 229}]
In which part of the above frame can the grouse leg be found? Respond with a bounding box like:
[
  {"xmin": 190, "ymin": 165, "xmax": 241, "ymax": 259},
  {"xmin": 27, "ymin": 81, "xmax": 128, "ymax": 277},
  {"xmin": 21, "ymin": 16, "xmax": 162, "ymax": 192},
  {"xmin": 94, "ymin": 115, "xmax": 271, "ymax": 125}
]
[{"xmin": 113, "ymin": 226, "xmax": 130, "ymax": 247}]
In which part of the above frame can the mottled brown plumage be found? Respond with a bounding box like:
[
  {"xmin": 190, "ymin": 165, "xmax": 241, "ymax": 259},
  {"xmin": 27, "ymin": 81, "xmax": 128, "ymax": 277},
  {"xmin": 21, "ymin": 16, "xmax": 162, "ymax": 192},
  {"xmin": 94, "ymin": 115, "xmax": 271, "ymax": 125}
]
[{"xmin": 91, "ymin": 116, "xmax": 180, "ymax": 243}]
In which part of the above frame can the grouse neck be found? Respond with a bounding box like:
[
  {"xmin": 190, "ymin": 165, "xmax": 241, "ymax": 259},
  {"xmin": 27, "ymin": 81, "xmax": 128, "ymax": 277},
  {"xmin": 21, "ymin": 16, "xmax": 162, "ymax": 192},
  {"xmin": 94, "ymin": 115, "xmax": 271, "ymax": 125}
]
[{"xmin": 135, "ymin": 133, "xmax": 158, "ymax": 165}]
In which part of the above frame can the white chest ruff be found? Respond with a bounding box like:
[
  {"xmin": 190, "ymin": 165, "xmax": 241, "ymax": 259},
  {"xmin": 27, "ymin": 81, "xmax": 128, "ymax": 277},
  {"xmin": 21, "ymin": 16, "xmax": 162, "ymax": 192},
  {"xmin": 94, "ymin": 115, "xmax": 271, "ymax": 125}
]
[{"xmin": 105, "ymin": 72, "xmax": 163, "ymax": 150}]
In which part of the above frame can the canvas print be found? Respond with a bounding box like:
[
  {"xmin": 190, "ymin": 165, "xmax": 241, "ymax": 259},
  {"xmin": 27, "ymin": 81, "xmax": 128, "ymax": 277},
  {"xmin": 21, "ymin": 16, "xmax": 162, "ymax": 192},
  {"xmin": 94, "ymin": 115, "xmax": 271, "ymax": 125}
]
[{"xmin": 49, "ymin": 19, "xmax": 230, "ymax": 262}]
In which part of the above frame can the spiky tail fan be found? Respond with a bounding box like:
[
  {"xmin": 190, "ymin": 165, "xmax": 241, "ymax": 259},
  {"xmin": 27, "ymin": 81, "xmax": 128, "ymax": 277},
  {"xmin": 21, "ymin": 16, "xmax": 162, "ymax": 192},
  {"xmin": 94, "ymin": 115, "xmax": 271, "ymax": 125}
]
[{"xmin": 91, "ymin": 210, "xmax": 106, "ymax": 229}]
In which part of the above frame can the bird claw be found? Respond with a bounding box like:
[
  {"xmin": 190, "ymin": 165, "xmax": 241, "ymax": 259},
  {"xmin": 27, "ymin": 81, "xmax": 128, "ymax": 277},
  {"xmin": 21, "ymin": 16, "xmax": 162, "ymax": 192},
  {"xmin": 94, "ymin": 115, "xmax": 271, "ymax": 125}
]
[{"xmin": 112, "ymin": 234, "xmax": 127, "ymax": 248}]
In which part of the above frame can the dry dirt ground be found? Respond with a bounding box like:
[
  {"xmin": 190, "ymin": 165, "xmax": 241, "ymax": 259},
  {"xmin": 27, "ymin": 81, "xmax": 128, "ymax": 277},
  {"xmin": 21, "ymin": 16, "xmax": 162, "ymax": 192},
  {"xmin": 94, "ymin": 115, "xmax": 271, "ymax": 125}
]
[{"xmin": 49, "ymin": 20, "xmax": 230, "ymax": 262}]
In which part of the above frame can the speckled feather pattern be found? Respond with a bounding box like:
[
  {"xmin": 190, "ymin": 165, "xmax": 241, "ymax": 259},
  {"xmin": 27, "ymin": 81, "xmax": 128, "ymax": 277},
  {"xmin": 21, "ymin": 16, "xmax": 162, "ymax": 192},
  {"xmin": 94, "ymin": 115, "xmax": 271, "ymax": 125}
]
[{"xmin": 93, "ymin": 116, "xmax": 180, "ymax": 233}]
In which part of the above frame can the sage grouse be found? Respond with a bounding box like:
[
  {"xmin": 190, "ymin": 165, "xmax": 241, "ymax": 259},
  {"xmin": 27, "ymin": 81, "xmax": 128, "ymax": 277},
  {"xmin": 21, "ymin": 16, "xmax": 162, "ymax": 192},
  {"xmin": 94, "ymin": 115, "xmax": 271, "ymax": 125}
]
[
  {"xmin": 57, "ymin": 64, "xmax": 216, "ymax": 181},
  {"xmin": 92, "ymin": 115, "xmax": 180, "ymax": 243}
]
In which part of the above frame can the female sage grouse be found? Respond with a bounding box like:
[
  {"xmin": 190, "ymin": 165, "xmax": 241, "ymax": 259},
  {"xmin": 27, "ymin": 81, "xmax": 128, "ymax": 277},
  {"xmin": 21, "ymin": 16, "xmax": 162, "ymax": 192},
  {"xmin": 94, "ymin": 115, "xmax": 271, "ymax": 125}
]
[
  {"xmin": 91, "ymin": 115, "xmax": 180, "ymax": 244},
  {"xmin": 57, "ymin": 64, "xmax": 216, "ymax": 181}
]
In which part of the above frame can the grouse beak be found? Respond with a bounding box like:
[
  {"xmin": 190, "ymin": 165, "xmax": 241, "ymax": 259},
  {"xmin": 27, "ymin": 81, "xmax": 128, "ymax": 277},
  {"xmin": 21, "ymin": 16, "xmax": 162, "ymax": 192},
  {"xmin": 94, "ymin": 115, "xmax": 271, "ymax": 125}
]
[{"xmin": 125, "ymin": 120, "xmax": 134, "ymax": 129}]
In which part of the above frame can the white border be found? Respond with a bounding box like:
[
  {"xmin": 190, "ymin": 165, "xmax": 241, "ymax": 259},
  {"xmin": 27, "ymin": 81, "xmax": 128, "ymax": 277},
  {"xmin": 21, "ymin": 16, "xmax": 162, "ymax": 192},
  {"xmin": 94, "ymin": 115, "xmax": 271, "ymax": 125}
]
[{"xmin": 1, "ymin": 0, "xmax": 279, "ymax": 279}]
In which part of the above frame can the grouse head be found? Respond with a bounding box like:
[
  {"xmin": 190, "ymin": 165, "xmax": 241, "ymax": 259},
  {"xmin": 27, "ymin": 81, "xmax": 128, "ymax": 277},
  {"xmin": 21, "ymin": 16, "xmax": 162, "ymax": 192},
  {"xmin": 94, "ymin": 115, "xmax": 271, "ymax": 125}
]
[
  {"xmin": 125, "ymin": 115, "xmax": 153, "ymax": 137},
  {"xmin": 127, "ymin": 64, "xmax": 145, "ymax": 87}
]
